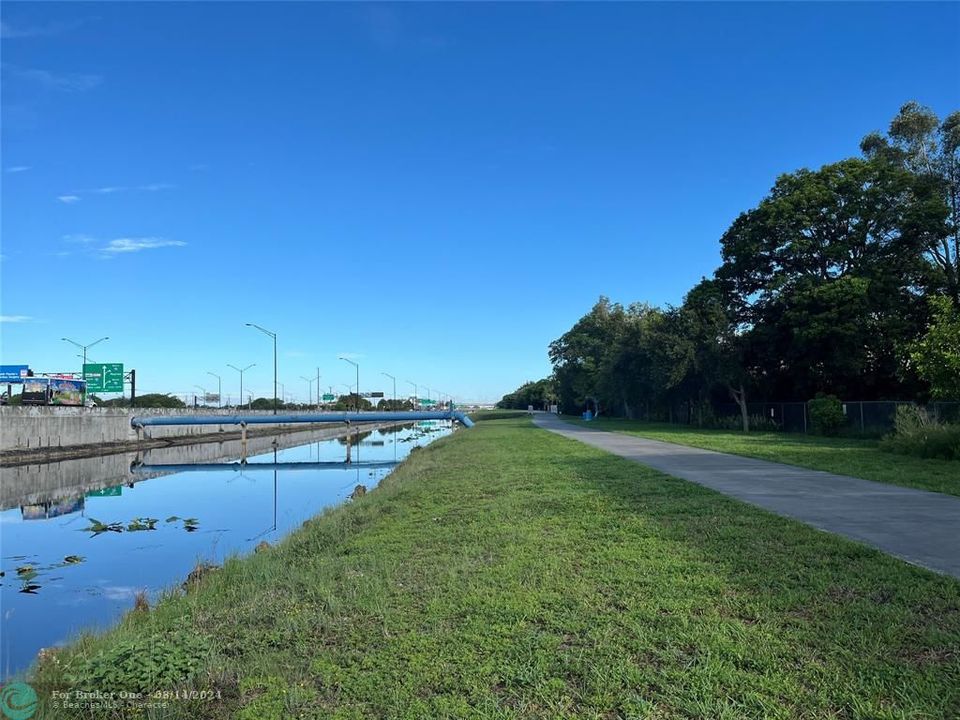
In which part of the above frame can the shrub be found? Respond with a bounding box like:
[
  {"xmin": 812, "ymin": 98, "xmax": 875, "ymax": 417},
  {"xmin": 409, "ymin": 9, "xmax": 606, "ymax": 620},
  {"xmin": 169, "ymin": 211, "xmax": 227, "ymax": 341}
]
[
  {"xmin": 880, "ymin": 405, "xmax": 960, "ymax": 461},
  {"xmin": 808, "ymin": 395, "xmax": 846, "ymax": 436},
  {"xmin": 66, "ymin": 632, "xmax": 211, "ymax": 693}
]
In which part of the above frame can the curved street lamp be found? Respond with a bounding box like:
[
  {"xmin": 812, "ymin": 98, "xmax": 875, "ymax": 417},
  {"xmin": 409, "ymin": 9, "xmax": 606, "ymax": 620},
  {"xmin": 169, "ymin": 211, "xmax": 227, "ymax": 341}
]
[
  {"xmin": 62, "ymin": 336, "xmax": 109, "ymax": 374},
  {"xmin": 207, "ymin": 371, "xmax": 222, "ymax": 408},
  {"xmin": 339, "ymin": 357, "xmax": 359, "ymax": 412},
  {"xmin": 246, "ymin": 323, "xmax": 277, "ymax": 415},
  {"xmin": 227, "ymin": 363, "xmax": 255, "ymax": 409},
  {"xmin": 381, "ymin": 372, "xmax": 397, "ymax": 410}
]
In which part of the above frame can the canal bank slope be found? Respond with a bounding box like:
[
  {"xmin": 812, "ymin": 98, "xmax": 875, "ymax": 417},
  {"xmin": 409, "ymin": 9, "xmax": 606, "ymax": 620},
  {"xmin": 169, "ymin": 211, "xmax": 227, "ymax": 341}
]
[{"xmin": 31, "ymin": 417, "xmax": 960, "ymax": 719}]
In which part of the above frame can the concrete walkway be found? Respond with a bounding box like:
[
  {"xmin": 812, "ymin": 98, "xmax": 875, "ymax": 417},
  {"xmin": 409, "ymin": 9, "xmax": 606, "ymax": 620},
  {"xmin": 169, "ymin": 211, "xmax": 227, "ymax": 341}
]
[{"xmin": 533, "ymin": 413, "xmax": 960, "ymax": 579}]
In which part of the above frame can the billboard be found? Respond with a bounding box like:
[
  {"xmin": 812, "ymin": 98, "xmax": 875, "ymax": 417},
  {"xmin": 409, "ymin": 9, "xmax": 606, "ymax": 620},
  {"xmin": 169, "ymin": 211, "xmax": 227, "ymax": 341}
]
[
  {"xmin": 50, "ymin": 378, "xmax": 86, "ymax": 405},
  {"xmin": 21, "ymin": 378, "xmax": 50, "ymax": 405},
  {"xmin": 83, "ymin": 363, "xmax": 124, "ymax": 392},
  {"xmin": 0, "ymin": 365, "xmax": 30, "ymax": 383},
  {"xmin": 204, "ymin": 393, "xmax": 221, "ymax": 404}
]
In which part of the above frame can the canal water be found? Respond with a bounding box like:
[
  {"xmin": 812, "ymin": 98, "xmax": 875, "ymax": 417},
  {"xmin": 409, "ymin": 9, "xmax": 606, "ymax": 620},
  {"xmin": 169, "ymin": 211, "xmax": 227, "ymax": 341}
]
[{"xmin": 0, "ymin": 421, "xmax": 451, "ymax": 680}]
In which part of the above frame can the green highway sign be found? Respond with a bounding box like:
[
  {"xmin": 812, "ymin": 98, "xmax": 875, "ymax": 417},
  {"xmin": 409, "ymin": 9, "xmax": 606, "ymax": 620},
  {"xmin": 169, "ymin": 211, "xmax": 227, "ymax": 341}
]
[
  {"xmin": 322, "ymin": 393, "xmax": 336, "ymax": 402},
  {"xmin": 83, "ymin": 363, "xmax": 124, "ymax": 392},
  {"xmin": 420, "ymin": 399, "xmax": 437, "ymax": 406}
]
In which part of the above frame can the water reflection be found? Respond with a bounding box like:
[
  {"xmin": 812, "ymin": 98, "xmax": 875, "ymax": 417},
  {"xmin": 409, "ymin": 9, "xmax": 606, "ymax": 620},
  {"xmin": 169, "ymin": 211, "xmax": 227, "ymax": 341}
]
[{"xmin": 0, "ymin": 421, "xmax": 450, "ymax": 680}]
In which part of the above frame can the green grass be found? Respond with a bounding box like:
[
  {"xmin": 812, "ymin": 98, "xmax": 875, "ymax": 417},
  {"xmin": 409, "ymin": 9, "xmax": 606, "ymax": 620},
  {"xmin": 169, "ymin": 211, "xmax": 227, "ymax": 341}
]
[
  {"xmin": 33, "ymin": 418, "xmax": 960, "ymax": 719},
  {"xmin": 567, "ymin": 417, "xmax": 960, "ymax": 497},
  {"xmin": 470, "ymin": 409, "xmax": 530, "ymax": 421}
]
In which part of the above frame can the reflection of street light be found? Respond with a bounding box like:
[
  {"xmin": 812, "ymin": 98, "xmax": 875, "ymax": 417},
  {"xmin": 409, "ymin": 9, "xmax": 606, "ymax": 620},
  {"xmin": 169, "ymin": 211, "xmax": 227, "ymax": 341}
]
[
  {"xmin": 339, "ymin": 357, "xmax": 359, "ymax": 412},
  {"xmin": 382, "ymin": 372, "xmax": 396, "ymax": 410},
  {"xmin": 227, "ymin": 363, "xmax": 255, "ymax": 409},
  {"xmin": 207, "ymin": 372, "xmax": 222, "ymax": 408},
  {"xmin": 246, "ymin": 323, "xmax": 277, "ymax": 415},
  {"xmin": 406, "ymin": 380, "xmax": 418, "ymax": 410}
]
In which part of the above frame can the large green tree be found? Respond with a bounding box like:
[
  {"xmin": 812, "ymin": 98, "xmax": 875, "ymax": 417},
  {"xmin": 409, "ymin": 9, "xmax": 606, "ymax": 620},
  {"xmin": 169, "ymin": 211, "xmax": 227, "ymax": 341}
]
[
  {"xmin": 909, "ymin": 296, "xmax": 960, "ymax": 400},
  {"xmin": 862, "ymin": 102, "xmax": 960, "ymax": 303},
  {"xmin": 716, "ymin": 155, "xmax": 935, "ymax": 398}
]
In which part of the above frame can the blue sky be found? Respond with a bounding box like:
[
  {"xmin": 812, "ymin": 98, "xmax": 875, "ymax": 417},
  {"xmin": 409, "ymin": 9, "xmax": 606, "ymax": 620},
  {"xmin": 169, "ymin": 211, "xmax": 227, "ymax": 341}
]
[{"xmin": 2, "ymin": 2, "xmax": 958, "ymax": 404}]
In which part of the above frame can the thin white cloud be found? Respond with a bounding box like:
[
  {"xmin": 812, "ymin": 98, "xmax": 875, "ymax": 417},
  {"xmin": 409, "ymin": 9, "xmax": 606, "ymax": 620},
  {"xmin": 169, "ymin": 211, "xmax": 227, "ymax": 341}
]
[
  {"xmin": 64, "ymin": 183, "xmax": 173, "ymax": 199},
  {"xmin": 62, "ymin": 233, "xmax": 95, "ymax": 244},
  {"xmin": 6, "ymin": 165, "xmax": 31, "ymax": 173},
  {"xmin": 5, "ymin": 64, "xmax": 102, "ymax": 92},
  {"xmin": 0, "ymin": 315, "xmax": 33, "ymax": 323},
  {"xmin": 58, "ymin": 195, "xmax": 80, "ymax": 204},
  {"xmin": 0, "ymin": 20, "xmax": 82, "ymax": 39},
  {"xmin": 99, "ymin": 237, "xmax": 187, "ymax": 256}
]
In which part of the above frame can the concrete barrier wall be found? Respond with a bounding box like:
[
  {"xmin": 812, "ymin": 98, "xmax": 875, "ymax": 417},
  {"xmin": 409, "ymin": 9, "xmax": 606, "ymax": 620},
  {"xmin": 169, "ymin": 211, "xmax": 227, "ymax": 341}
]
[{"xmin": 0, "ymin": 407, "xmax": 344, "ymax": 451}]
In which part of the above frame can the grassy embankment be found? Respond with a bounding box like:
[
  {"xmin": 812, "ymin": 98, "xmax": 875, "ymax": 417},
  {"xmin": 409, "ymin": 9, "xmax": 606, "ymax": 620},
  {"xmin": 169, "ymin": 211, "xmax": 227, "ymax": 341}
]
[
  {"xmin": 566, "ymin": 417, "xmax": 960, "ymax": 497},
  {"xmin": 33, "ymin": 417, "xmax": 960, "ymax": 719}
]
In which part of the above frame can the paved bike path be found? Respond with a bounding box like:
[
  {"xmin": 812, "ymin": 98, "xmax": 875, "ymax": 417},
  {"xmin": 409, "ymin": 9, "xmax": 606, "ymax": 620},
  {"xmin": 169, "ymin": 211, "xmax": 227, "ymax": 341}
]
[{"xmin": 533, "ymin": 413, "xmax": 960, "ymax": 579}]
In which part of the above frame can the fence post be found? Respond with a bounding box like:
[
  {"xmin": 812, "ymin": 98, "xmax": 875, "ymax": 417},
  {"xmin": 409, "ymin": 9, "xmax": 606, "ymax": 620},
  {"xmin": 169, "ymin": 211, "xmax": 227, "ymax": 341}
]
[
  {"xmin": 802, "ymin": 402, "xmax": 807, "ymax": 434},
  {"xmin": 859, "ymin": 402, "xmax": 865, "ymax": 434}
]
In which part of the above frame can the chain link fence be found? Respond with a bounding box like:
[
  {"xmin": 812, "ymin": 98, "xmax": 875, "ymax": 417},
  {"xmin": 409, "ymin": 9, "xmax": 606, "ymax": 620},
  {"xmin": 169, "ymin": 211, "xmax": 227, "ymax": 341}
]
[{"xmin": 667, "ymin": 400, "xmax": 960, "ymax": 436}]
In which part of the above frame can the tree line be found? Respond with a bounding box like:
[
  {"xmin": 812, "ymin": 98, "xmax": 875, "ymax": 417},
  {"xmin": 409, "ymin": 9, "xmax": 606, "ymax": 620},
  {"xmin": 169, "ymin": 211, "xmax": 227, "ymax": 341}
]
[{"xmin": 501, "ymin": 103, "xmax": 960, "ymax": 430}]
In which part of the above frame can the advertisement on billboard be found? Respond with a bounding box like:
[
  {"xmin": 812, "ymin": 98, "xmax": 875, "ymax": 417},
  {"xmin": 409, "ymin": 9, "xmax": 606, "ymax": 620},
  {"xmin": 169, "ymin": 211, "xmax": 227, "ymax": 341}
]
[
  {"xmin": 21, "ymin": 378, "xmax": 50, "ymax": 405},
  {"xmin": 50, "ymin": 378, "xmax": 86, "ymax": 406},
  {"xmin": 0, "ymin": 365, "xmax": 31, "ymax": 383}
]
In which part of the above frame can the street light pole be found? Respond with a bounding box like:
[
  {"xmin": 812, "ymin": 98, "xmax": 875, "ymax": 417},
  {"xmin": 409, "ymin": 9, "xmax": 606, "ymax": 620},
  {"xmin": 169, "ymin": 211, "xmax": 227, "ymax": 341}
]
[
  {"xmin": 382, "ymin": 372, "xmax": 396, "ymax": 411},
  {"xmin": 406, "ymin": 380, "xmax": 417, "ymax": 410},
  {"xmin": 246, "ymin": 323, "xmax": 277, "ymax": 415},
  {"xmin": 300, "ymin": 375, "xmax": 315, "ymax": 409},
  {"xmin": 227, "ymin": 363, "xmax": 255, "ymax": 409},
  {"xmin": 62, "ymin": 336, "xmax": 109, "ymax": 402},
  {"xmin": 207, "ymin": 372, "xmax": 222, "ymax": 408},
  {"xmin": 339, "ymin": 357, "xmax": 359, "ymax": 412},
  {"xmin": 316, "ymin": 368, "xmax": 321, "ymax": 411},
  {"xmin": 62, "ymin": 336, "xmax": 109, "ymax": 376}
]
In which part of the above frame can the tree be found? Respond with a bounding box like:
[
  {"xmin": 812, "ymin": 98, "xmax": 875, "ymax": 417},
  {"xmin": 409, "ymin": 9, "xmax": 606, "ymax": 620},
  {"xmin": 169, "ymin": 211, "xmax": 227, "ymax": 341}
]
[
  {"xmin": 909, "ymin": 296, "xmax": 960, "ymax": 399},
  {"xmin": 497, "ymin": 378, "xmax": 557, "ymax": 410},
  {"xmin": 679, "ymin": 279, "xmax": 756, "ymax": 431},
  {"xmin": 716, "ymin": 156, "xmax": 935, "ymax": 399},
  {"xmin": 862, "ymin": 102, "xmax": 960, "ymax": 304},
  {"xmin": 132, "ymin": 393, "xmax": 186, "ymax": 408}
]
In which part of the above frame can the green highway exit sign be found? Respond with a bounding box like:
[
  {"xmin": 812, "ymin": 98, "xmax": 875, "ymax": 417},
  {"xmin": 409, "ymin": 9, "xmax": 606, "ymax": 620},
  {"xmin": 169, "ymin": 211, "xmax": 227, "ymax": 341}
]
[
  {"xmin": 83, "ymin": 363, "xmax": 124, "ymax": 392},
  {"xmin": 322, "ymin": 393, "xmax": 336, "ymax": 402}
]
